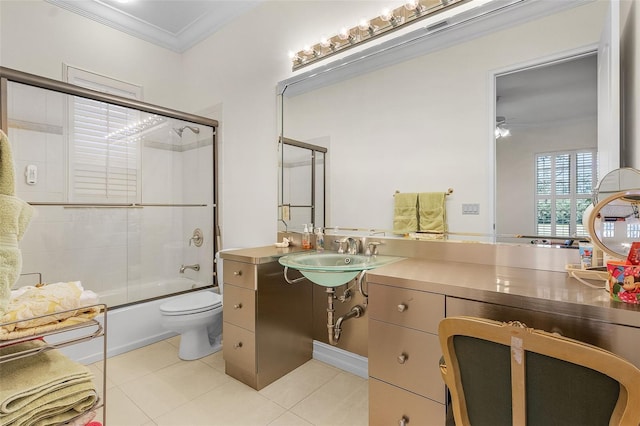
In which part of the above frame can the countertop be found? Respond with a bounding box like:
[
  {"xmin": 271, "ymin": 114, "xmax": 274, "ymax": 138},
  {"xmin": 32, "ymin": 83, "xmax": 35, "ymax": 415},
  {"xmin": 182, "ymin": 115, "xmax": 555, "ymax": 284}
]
[
  {"xmin": 220, "ymin": 246, "xmax": 640, "ymax": 328},
  {"xmin": 219, "ymin": 246, "xmax": 304, "ymax": 264},
  {"xmin": 367, "ymin": 258, "xmax": 640, "ymax": 328}
]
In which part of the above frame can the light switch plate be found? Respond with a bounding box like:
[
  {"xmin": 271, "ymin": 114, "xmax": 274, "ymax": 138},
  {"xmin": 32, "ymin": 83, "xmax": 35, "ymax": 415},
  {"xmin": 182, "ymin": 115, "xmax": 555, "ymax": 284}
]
[
  {"xmin": 462, "ymin": 203, "xmax": 480, "ymax": 215},
  {"xmin": 282, "ymin": 204, "xmax": 290, "ymax": 221}
]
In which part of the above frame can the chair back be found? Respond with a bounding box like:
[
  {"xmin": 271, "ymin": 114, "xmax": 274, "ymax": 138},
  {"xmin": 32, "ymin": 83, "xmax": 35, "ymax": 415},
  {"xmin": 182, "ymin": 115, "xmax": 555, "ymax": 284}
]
[{"xmin": 439, "ymin": 316, "xmax": 640, "ymax": 426}]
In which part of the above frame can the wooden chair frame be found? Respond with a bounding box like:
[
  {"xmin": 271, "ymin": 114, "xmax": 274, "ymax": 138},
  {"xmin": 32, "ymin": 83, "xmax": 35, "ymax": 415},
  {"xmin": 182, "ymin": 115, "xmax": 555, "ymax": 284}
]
[{"xmin": 439, "ymin": 316, "xmax": 640, "ymax": 426}]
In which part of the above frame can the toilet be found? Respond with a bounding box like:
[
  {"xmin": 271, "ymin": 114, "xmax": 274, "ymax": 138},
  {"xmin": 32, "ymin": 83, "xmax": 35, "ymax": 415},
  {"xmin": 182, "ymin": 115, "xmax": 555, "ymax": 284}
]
[{"xmin": 159, "ymin": 251, "xmax": 230, "ymax": 360}]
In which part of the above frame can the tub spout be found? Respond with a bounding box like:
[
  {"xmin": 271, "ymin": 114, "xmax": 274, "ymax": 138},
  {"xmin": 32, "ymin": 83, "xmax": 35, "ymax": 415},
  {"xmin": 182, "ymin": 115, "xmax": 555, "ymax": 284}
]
[{"xmin": 180, "ymin": 264, "xmax": 200, "ymax": 273}]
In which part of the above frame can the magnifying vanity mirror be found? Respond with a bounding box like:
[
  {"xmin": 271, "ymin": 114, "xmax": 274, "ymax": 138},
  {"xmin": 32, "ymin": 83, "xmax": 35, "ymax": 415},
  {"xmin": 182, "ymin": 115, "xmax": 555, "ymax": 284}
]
[{"xmin": 587, "ymin": 169, "xmax": 640, "ymax": 259}]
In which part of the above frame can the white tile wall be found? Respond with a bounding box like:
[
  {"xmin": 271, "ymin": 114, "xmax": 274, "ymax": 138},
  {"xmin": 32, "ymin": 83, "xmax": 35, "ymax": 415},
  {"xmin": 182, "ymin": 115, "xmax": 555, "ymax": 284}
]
[{"xmin": 10, "ymin": 85, "xmax": 215, "ymax": 306}]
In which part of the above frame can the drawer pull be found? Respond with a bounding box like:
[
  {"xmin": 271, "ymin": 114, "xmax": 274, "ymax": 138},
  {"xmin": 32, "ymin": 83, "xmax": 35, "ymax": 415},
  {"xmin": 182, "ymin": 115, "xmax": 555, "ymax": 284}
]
[
  {"xmin": 233, "ymin": 303, "xmax": 242, "ymax": 309},
  {"xmin": 233, "ymin": 270, "xmax": 242, "ymax": 276},
  {"xmin": 399, "ymin": 415, "xmax": 409, "ymax": 426},
  {"xmin": 397, "ymin": 303, "xmax": 408, "ymax": 312},
  {"xmin": 234, "ymin": 342, "xmax": 243, "ymax": 349},
  {"xmin": 397, "ymin": 353, "xmax": 408, "ymax": 364}
]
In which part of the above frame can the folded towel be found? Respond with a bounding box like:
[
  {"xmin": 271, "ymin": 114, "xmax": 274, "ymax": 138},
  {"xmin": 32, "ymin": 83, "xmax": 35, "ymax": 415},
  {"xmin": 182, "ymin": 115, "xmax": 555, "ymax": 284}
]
[
  {"xmin": 0, "ymin": 340, "xmax": 94, "ymax": 415},
  {"xmin": 2, "ymin": 379, "xmax": 97, "ymax": 426},
  {"xmin": 418, "ymin": 192, "xmax": 446, "ymax": 233},
  {"xmin": 0, "ymin": 130, "xmax": 16, "ymax": 196},
  {"xmin": 393, "ymin": 193, "xmax": 418, "ymax": 234},
  {"xmin": 0, "ymin": 307, "xmax": 101, "ymax": 341},
  {"xmin": 0, "ymin": 131, "xmax": 34, "ymax": 315},
  {"xmin": 1, "ymin": 282, "xmax": 98, "ymax": 333}
]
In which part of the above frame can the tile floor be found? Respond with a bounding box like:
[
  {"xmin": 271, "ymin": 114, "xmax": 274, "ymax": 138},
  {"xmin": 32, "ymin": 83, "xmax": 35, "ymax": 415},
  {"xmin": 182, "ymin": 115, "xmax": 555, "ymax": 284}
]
[{"xmin": 88, "ymin": 337, "xmax": 369, "ymax": 426}]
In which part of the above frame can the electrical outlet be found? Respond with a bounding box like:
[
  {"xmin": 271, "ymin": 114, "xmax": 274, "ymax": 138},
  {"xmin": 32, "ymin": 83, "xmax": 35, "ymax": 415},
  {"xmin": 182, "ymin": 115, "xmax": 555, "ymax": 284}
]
[
  {"xmin": 282, "ymin": 204, "xmax": 290, "ymax": 221},
  {"xmin": 462, "ymin": 203, "xmax": 480, "ymax": 215}
]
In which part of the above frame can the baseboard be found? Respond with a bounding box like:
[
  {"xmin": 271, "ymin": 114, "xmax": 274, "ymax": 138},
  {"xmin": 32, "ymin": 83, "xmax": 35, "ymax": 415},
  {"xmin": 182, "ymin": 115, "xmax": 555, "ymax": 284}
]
[{"xmin": 312, "ymin": 340, "xmax": 368, "ymax": 378}]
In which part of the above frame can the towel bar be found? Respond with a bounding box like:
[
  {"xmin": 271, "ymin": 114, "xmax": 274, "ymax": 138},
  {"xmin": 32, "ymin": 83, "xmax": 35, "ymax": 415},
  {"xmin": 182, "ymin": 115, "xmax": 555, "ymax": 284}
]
[{"xmin": 394, "ymin": 188, "xmax": 453, "ymax": 196}]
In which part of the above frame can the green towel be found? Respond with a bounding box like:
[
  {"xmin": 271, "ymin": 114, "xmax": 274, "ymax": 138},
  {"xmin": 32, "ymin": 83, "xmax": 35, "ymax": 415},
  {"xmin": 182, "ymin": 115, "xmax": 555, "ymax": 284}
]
[
  {"xmin": 0, "ymin": 131, "xmax": 34, "ymax": 315},
  {"xmin": 393, "ymin": 193, "xmax": 418, "ymax": 234},
  {"xmin": 418, "ymin": 192, "xmax": 446, "ymax": 233},
  {"xmin": 0, "ymin": 341, "xmax": 94, "ymax": 415},
  {"xmin": 0, "ymin": 130, "xmax": 16, "ymax": 196}
]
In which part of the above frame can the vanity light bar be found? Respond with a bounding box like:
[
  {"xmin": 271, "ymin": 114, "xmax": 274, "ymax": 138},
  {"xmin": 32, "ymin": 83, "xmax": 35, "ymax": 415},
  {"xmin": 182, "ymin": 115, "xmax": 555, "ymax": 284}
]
[{"xmin": 289, "ymin": 0, "xmax": 469, "ymax": 71}]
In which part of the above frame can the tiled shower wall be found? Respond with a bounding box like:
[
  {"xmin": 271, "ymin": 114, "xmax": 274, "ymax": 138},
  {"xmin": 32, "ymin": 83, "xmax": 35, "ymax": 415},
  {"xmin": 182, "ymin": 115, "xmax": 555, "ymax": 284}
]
[{"xmin": 7, "ymin": 82, "xmax": 214, "ymax": 306}]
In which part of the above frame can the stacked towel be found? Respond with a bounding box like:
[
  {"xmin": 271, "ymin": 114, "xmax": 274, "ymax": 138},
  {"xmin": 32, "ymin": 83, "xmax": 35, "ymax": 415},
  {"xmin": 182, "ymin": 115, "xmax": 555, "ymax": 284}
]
[
  {"xmin": 1, "ymin": 130, "xmax": 34, "ymax": 315},
  {"xmin": 418, "ymin": 192, "xmax": 446, "ymax": 233},
  {"xmin": 0, "ymin": 340, "xmax": 98, "ymax": 426},
  {"xmin": 393, "ymin": 193, "xmax": 418, "ymax": 234},
  {"xmin": 0, "ymin": 281, "xmax": 100, "ymax": 340}
]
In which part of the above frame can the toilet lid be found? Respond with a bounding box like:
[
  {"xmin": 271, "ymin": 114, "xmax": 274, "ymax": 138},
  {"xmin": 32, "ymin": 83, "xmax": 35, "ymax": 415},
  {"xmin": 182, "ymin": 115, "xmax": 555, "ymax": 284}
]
[{"xmin": 160, "ymin": 291, "xmax": 222, "ymax": 315}]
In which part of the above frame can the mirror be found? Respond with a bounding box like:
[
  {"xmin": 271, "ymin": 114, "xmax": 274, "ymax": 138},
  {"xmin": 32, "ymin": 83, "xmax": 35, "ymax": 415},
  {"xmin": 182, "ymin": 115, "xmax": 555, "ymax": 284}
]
[
  {"xmin": 595, "ymin": 168, "xmax": 640, "ymax": 204},
  {"xmin": 495, "ymin": 53, "xmax": 598, "ymax": 244},
  {"xmin": 277, "ymin": 1, "xmax": 620, "ymax": 242},
  {"xmin": 278, "ymin": 137, "xmax": 327, "ymax": 231},
  {"xmin": 588, "ymin": 189, "xmax": 640, "ymax": 259}
]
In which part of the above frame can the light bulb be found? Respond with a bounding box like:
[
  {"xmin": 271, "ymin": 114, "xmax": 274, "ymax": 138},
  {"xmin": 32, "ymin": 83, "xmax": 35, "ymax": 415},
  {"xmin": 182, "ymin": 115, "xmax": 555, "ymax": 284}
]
[
  {"xmin": 358, "ymin": 19, "xmax": 370, "ymax": 31},
  {"xmin": 320, "ymin": 36, "xmax": 332, "ymax": 48},
  {"xmin": 338, "ymin": 27, "xmax": 351, "ymax": 40},
  {"xmin": 380, "ymin": 8, "xmax": 393, "ymax": 21},
  {"xmin": 404, "ymin": 0, "xmax": 419, "ymax": 10},
  {"xmin": 303, "ymin": 45, "xmax": 313, "ymax": 55}
]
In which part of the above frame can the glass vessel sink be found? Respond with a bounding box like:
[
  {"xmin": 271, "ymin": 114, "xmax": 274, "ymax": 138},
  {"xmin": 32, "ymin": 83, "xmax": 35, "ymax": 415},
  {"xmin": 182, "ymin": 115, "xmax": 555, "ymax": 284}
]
[{"xmin": 279, "ymin": 252, "xmax": 403, "ymax": 287}]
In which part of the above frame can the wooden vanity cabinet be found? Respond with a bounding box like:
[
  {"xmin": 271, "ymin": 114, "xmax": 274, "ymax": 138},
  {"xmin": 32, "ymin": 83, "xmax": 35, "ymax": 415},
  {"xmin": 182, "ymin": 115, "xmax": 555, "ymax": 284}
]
[
  {"xmin": 368, "ymin": 282, "xmax": 447, "ymax": 426},
  {"xmin": 222, "ymin": 258, "xmax": 312, "ymax": 390}
]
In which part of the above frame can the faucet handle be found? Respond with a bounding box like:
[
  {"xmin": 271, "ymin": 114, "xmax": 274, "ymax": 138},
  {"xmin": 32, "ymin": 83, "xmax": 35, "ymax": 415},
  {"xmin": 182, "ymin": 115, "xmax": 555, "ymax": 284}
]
[
  {"xmin": 365, "ymin": 241, "xmax": 382, "ymax": 256},
  {"xmin": 334, "ymin": 239, "xmax": 347, "ymax": 254}
]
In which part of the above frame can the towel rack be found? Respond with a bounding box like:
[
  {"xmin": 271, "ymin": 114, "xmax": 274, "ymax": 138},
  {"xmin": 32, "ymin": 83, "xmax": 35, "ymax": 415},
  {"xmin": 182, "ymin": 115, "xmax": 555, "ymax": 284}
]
[{"xmin": 394, "ymin": 188, "xmax": 453, "ymax": 196}]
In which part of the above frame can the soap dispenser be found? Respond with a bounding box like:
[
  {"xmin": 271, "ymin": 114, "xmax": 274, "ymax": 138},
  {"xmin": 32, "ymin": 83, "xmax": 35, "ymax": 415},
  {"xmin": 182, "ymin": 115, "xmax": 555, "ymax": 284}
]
[{"xmin": 302, "ymin": 224, "xmax": 312, "ymax": 249}]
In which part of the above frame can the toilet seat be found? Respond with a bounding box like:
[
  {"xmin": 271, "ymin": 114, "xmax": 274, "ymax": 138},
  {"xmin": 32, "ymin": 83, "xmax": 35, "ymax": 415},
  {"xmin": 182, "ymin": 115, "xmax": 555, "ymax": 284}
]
[{"xmin": 160, "ymin": 291, "xmax": 222, "ymax": 316}]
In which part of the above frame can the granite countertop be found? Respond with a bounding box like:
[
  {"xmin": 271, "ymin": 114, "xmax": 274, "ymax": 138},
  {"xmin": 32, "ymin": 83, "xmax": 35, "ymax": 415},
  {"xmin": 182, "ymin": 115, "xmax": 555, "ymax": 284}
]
[{"xmin": 366, "ymin": 258, "xmax": 640, "ymax": 328}]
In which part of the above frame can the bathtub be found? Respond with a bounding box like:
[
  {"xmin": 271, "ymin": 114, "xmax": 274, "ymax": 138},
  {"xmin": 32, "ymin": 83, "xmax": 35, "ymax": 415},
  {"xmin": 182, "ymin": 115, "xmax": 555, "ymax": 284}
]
[
  {"xmin": 98, "ymin": 276, "xmax": 209, "ymax": 308},
  {"xmin": 50, "ymin": 280, "xmax": 215, "ymax": 364}
]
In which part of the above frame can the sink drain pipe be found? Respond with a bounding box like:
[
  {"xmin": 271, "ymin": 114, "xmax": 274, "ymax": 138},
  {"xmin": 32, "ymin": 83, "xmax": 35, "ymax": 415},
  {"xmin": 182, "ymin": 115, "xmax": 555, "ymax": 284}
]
[{"xmin": 326, "ymin": 287, "xmax": 365, "ymax": 345}]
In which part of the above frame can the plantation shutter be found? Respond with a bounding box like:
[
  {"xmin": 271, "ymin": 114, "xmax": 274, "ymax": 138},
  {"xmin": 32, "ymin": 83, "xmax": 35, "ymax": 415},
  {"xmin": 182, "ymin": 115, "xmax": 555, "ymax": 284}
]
[{"xmin": 66, "ymin": 67, "xmax": 142, "ymax": 203}]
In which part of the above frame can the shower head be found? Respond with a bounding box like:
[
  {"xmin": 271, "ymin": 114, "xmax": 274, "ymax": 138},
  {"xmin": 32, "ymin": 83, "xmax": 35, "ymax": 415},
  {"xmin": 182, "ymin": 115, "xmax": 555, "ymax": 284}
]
[{"xmin": 173, "ymin": 125, "xmax": 200, "ymax": 137}]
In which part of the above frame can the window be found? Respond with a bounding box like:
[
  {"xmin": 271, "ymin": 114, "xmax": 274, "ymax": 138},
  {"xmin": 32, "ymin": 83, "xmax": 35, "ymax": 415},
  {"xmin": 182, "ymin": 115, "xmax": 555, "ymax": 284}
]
[
  {"xmin": 65, "ymin": 66, "xmax": 143, "ymax": 203},
  {"xmin": 535, "ymin": 150, "xmax": 596, "ymax": 237}
]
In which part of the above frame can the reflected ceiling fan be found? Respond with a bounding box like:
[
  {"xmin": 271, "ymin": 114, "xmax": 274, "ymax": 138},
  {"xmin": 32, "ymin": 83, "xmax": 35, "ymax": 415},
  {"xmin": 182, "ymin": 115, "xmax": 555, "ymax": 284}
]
[{"xmin": 495, "ymin": 116, "xmax": 511, "ymax": 139}]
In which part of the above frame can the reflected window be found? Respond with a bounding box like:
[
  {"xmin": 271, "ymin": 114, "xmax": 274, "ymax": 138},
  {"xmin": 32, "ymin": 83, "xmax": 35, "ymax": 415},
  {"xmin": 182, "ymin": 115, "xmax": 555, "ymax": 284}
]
[
  {"xmin": 627, "ymin": 223, "xmax": 640, "ymax": 239},
  {"xmin": 603, "ymin": 222, "xmax": 615, "ymax": 238},
  {"xmin": 535, "ymin": 150, "xmax": 596, "ymax": 237}
]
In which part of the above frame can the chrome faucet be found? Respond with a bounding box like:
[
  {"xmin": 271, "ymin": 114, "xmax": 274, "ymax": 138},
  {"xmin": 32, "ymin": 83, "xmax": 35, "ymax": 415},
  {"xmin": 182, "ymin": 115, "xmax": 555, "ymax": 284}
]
[
  {"xmin": 180, "ymin": 263, "xmax": 200, "ymax": 273},
  {"xmin": 344, "ymin": 237, "xmax": 359, "ymax": 255}
]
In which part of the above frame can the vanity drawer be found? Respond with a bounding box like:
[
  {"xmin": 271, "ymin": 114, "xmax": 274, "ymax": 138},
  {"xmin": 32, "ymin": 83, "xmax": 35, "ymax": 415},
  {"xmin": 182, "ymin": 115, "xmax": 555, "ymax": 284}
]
[
  {"xmin": 368, "ymin": 283, "xmax": 444, "ymax": 333},
  {"xmin": 223, "ymin": 284, "xmax": 256, "ymax": 331},
  {"xmin": 369, "ymin": 378, "xmax": 445, "ymax": 426},
  {"xmin": 223, "ymin": 260, "xmax": 257, "ymax": 290},
  {"xmin": 223, "ymin": 322, "xmax": 256, "ymax": 372},
  {"xmin": 369, "ymin": 319, "xmax": 445, "ymax": 403}
]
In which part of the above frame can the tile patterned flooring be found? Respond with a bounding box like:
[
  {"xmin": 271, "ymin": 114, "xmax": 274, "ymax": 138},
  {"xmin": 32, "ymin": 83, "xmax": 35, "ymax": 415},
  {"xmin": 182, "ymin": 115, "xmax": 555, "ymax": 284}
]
[{"xmin": 88, "ymin": 337, "xmax": 369, "ymax": 426}]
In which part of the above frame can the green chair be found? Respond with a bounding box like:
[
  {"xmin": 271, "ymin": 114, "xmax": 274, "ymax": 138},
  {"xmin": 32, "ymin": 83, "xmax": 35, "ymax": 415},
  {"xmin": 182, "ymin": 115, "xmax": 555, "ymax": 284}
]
[{"xmin": 438, "ymin": 316, "xmax": 640, "ymax": 426}]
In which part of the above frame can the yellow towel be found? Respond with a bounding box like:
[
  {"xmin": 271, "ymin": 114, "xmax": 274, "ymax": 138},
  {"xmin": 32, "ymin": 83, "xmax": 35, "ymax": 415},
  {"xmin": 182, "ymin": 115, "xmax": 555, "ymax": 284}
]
[
  {"xmin": 393, "ymin": 193, "xmax": 418, "ymax": 234},
  {"xmin": 0, "ymin": 130, "xmax": 16, "ymax": 196},
  {"xmin": 1, "ymin": 281, "xmax": 86, "ymax": 332},
  {"xmin": 1, "ymin": 379, "xmax": 97, "ymax": 426},
  {"xmin": 0, "ymin": 340, "xmax": 94, "ymax": 415},
  {"xmin": 0, "ymin": 131, "xmax": 34, "ymax": 315},
  {"xmin": 418, "ymin": 192, "xmax": 446, "ymax": 233}
]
